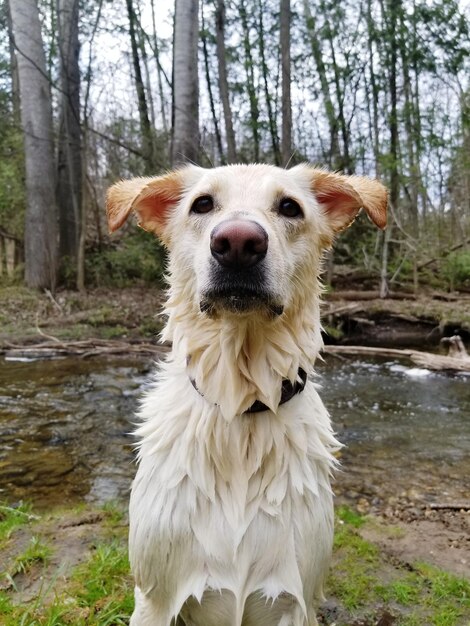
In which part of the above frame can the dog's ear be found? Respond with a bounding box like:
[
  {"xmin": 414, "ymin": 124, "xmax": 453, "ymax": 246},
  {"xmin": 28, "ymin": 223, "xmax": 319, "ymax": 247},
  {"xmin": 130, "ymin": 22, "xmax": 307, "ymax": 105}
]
[
  {"xmin": 106, "ymin": 170, "xmax": 185, "ymax": 236},
  {"xmin": 310, "ymin": 169, "xmax": 388, "ymax": 232}
]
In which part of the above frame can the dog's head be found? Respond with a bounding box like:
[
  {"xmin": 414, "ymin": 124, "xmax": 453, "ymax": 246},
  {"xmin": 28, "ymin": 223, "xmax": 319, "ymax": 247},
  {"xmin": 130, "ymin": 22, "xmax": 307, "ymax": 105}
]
[{"xmin": 107, "ymin": 164, "xmax": 387, "ymax": 318}]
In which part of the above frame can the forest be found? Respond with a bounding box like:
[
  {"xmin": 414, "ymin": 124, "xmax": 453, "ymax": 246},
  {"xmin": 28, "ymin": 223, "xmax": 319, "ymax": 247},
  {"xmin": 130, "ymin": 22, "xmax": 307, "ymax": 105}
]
[{"xmin": 1, "ymin": 0, "xmax": 469, "ymax": 295}]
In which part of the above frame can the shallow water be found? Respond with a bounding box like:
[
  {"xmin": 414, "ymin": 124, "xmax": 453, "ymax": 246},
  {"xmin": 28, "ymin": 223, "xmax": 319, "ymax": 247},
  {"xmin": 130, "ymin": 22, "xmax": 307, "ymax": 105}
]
[
  {"xmin": 0, "ymin": 355, "xmax": 468, "ymax": 509},
  {"xmin": 318, "ymin": 359, "xmax": 470, "ymax": 506}
]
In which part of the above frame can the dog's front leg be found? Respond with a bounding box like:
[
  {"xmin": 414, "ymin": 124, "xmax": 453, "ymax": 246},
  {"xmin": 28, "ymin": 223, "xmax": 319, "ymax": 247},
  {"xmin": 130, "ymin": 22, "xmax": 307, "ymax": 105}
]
[{"xmin": 131, "ymin": 586, "xmax": 183, "ymax": 626}]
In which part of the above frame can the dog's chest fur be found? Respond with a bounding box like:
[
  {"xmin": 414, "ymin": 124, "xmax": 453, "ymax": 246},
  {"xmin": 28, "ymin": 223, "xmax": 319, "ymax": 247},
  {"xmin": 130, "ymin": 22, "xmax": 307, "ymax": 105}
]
[{"xmin": 130, "ymin": 360, "xmax": 339, "ymax": 625}]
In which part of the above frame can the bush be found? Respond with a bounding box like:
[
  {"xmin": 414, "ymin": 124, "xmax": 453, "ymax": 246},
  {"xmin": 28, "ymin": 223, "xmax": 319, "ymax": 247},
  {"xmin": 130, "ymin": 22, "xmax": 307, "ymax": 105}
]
[
  {"xmin": 442, "ymin": 250, "xmax": 470, "ymax": 290},
  {"xmin": 85, "ymin": 230, "xmax": 167, "ymax": 288}
]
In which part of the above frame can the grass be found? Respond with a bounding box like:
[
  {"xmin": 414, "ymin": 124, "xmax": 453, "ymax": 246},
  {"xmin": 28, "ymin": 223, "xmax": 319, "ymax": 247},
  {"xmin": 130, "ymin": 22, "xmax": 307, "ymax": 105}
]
[
  {"xmin": 12, "ymin": 536, "xmax": 52, "ymax": 575},
  {"xmin": 1, "ymin": 502, "xmax": 469, "ymax": 625},
  {"xmin": 326, "ymin": 507, "xmax": 470, "ymax": 625},
  {"xmin": 0, "ymin": 502, "xmax": 38, "ymax": 547}
]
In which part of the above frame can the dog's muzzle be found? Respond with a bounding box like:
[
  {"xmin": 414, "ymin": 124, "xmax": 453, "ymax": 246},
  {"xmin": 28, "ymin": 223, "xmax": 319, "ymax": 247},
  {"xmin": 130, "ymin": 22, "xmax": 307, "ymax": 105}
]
[{"xmin": 201, "ymin": 219, "xmax": 283, "ymax": 316}]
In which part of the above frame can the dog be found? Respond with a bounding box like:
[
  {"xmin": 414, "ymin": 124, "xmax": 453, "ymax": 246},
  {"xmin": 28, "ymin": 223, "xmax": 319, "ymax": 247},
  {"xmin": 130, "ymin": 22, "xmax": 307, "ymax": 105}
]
[{"xmin": 106, "ymin": 164, "xmax": 387, "ymax": 626}]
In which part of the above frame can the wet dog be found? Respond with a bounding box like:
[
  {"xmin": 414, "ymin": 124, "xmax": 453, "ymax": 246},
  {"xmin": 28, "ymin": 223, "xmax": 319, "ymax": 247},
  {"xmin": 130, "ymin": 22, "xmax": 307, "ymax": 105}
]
[{"xmin": 106, "ymin": 164, "xmax": 387, "ymax": 626}]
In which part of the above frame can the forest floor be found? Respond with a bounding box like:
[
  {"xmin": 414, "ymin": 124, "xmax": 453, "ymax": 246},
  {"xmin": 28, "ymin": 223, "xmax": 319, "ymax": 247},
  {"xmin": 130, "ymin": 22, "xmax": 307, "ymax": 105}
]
[
  {"xmin": 1, "ymin": 284, "xmax": 469, "ymax": 624},
  {"xmin": 1, "ymin": 284, "xmax": 469, "ymax": 349}
]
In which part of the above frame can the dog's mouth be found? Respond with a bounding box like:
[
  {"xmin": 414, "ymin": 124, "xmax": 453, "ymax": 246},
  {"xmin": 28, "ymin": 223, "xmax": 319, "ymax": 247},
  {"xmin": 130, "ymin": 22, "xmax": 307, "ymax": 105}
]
[
  {"xmin": 200, "ymin": 286, "xmax": 284, "ymax": 317},
  {"xmin": 201, "ymin": 260, "xmax": 284, "ymax": 317}
]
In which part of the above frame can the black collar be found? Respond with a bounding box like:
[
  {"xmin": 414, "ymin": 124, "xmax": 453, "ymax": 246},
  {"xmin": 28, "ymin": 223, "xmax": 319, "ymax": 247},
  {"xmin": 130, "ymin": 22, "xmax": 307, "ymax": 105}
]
[{"xmin": 189, "ymin": 368, "xmax": 307, "ymax": 414}]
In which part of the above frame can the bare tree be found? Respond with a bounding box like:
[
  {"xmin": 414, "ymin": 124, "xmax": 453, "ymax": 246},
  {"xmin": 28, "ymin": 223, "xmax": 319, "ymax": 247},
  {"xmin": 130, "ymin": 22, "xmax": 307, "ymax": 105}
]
[
  {"xmin": 215, "ymin": 0, "xmax": 236, "ymax": 163},
  {"xmin": 201, "ymin": 3, "xmax": 225, "ymax": 163},
  {"xmin": 57, "ymin": 0, "xmax": 82, "ymax": 265},
  {"xmin": 126, "ymin": 0, "xmax": 155, "ymax": 172},
  {"xmin": 9, "ymin": 0, "xmax": 58, "ymax": 289},
  {"xmin": 239, "ymin": 0, "xmax": 260, "ymax": 161},
  {"xmin": 171, "ymin": 0, "xmax": 200, "ymax": 166},
  {"xmin": 280, "ymin": 0, "xmax": 292, "ymax": 166}
]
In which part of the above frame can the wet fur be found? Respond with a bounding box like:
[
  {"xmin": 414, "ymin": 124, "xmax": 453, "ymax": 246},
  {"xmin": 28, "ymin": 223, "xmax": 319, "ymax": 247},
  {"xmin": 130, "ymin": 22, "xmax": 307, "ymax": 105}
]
[{"xmin": 106, "ymin": 164, "xmax": 387, "ymax": 626}]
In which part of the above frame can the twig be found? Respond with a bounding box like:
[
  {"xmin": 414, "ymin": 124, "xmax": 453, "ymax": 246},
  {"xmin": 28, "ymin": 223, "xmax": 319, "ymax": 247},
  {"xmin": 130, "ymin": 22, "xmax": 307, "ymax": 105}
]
[
  {"xmin": 44, "ymin": 288, "xmax": 63, "ymax": 313},
  {"xmin": 429, "ymin": 503, "xmax": 470, "ymax": 511},
  {"xmin": 35, "ymin": 314, "xmax": 61, "ymax": 343}
]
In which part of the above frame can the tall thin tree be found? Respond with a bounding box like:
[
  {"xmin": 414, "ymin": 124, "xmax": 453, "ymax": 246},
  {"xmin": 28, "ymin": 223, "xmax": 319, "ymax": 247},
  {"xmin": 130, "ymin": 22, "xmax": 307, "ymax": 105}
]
[
  {"xmin": 57, "ymin": 0, "xmax": 82, "ymax": 265},
  {"xmin": 172, "ymin": 0, "xmax": 200, "ymax": 166},
  {"xmin": 215, "ymin": 0, "xmax": 236, "ymax": 163},
  {"xmin": 280, "ymin": 0, "xmax": 292, "ymax": 166},
  {"xmin": 9, "ymin": 0, "xmax": 58, "ymax": 289},
  {"xmin": 126, "ymin": 0, "xmax": 155, "ymax": 173}
]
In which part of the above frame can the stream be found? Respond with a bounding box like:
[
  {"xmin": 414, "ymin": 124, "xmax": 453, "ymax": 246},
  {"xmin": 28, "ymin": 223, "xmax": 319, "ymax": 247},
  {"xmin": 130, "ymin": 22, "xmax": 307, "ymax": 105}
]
[{"xmin": 0, "ymin": 355, "xmax": 469, "ymax": 510}]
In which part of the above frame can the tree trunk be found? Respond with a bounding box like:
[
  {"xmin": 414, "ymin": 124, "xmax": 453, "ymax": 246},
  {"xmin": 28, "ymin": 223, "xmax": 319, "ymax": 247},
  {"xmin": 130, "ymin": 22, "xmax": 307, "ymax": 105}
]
[
  {"xmin": 258, "ymin": 0, "xmax": 280, "ymax": 165},
  {"xmin": 386, "ymin": 0, "xmax": 399, "ymax": 212},
  {"xmin": 398, "ymin": 4, "xmax": 419, "ymax": 236},
  {"xmin": 10, "ymin": 0, "xmax": 58, "ymax": 290},
  {"xmin": 57, "ymin": 0, "xmax": 82, "ymax": 266},
  {"xmin": 239, "ymin": 0, "xmax": 260, "ymax": 161},
  {"xmin": 171, "ymin": 0, "xmax": 200, "ymax": 166},
  {"xmin": 366, "ymin": 0, "xmax": 380, "ymax": 178},
  {"xmin": 215, "ymin": 0, "xmax": 236, "ymax": 163},
  {"xmin": 303, "ymin": 0, "xmax": 341, "ymax": 169},
  {"xmin": 150, "ymin": 0, "xmax": 169, "ymax": 135},
  {"xmin": 126, "ymin": 0, "xmax": 155, "ymax": 173},
  {"xmin": 5, "ymin": 0, "xmax": 21, "ymax": 122},
  {"xmin": 280, "ymin": 0, "xmax": 292, "ymax": 166},
  {"xmin": 201, "ymin": 3, "xmax": 225, "ymax": 164}
]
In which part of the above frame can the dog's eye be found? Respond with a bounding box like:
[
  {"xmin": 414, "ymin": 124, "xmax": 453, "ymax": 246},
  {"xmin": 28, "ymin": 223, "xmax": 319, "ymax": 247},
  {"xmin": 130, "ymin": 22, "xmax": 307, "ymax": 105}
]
[
  {"xmin": 191, "ymin": 195, "xmax": 214, "ymax": 214},
  {"xmin": 278, "ymin": 198, "xmax": 303, "ymax": 218}
]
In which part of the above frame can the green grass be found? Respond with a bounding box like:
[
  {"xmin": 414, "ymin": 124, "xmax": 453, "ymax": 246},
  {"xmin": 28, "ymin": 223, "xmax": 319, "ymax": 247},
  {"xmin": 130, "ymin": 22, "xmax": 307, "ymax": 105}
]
[
  {"xmin": 12, "ymin": 536, "xmax": 52, "ymax": 575},
  {"xmin": 1, "ymin": 503, "xmax": 469, "ymax": 625},
  {"xmin": 327, "ymin": 507, "xmax": 470, "ymax": 625},
  {"xmin": 0, "ymin": 502, "xmax": 38, "ymax": 546}
]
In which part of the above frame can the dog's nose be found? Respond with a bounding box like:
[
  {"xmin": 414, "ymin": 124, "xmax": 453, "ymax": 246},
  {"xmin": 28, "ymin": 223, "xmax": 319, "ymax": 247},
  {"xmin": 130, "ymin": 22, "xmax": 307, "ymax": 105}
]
[{"xmin": 210, "ymin": 220, "xmax": 268, "ymax": 269}]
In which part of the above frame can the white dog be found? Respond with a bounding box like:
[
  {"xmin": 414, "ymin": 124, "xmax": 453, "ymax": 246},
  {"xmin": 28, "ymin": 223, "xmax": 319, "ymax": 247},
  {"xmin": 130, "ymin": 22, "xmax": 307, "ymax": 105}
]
[{"xmin": 107, "ymin": 164, "xmax": 387, "ymax": 626}]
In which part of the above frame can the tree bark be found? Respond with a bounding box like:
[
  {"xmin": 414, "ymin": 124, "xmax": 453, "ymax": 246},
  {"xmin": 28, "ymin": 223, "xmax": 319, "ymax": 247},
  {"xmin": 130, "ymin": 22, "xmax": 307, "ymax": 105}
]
[
  {"xmin": 56, "ymin": 0, "xmax": 82, "ymax": 265},
  {"xmin": 5, "ymin": 0, "xmax": 21, "ymax": 122},
  {"xmin": 201, "ymin": 3, "xmax": 225, "ymax": 163},
  {"xmin": 280, "ymin": 0, "xmax": 292, "ymax": 166},
  {"xmin": 215, "ymin": 0, "xmax": 236, "ymax": 163},
  {"xmin": 126, "ymin": 0, "xmax": 155, "ymax": 173},
  {"xmin": 10, "ymin": 0, "xmax": 58, "ymax": 290},
  {"xmin": 171, "ymin": 0, "xmax": 200, "ymax": 166},
  {"xmin": 239, "ymin": 0, "xmax": 260, "ymax": 161},
  {"xmin": 258, "ymin": 0, "xmax": 280, "ymax": 165},
  {"xmin": 303, "ymin": 0, "xmax": 341, "ymax": 169},
  {"xmin": 150, "ymin": 0, "xmax": 169, "ymax": 136}
]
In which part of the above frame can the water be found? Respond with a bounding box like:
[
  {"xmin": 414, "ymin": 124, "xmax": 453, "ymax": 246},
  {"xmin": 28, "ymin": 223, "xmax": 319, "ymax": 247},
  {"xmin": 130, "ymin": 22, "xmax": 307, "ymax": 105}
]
[{"xmin": 0, "ymin": 355, "xmax": 468, "ymax": 509}]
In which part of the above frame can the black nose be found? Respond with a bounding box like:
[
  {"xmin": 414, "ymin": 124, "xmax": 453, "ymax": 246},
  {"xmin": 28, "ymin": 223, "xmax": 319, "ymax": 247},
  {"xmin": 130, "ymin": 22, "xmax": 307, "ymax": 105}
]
[{"xmin": 210, "ymin": 220, "xmax": 268, "ymax": 269}]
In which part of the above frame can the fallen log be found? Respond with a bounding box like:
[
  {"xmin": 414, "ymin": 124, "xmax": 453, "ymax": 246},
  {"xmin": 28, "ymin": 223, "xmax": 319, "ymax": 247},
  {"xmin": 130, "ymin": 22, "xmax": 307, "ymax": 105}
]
[
  {"xmin": 429, "ymin": 503, "xmax": 470, "ymax": 511},
  {"xmin": 1, "ymin": 338, "xmax": 168, "ymax": 360},
  {"xmin": 323, "ymin": 344, "xmax": 470, "ymax": 372},
  {"xmin": 326, "ymin": 290, "xmax": 417, "ymax": 301}
]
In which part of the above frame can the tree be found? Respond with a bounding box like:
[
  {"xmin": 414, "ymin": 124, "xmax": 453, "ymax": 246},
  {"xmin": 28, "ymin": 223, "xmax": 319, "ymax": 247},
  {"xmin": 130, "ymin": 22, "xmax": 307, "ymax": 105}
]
[
  {"xmin": 215, "ymin": 0, "xmax": 236, "ymax": 163},
  {"xmin": 9, "ymin": 0, "xmax": 58, "ymax": 289},
  {"xmin": 56, "ymin": 0, "xmax": 82, "ymax": 266},
  {"xmin": 126, "ymin": 0, "xmax": 155, "ymax": 172},
  {"xmin": 171, "ymin": 0, "xmax": 200, "ymax": 166},
  {"xmin": 239, "ymin": 0, "xmax": 260, "ymax": 161},
  {"xmin": 280, "ymin": 0, "xmax": 292, "ymax": 166}
]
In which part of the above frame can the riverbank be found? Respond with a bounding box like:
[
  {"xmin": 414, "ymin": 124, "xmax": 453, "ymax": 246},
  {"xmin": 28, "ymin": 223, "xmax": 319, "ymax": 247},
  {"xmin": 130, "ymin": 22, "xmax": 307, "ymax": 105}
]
[
  {"xmin": 0, "ymin": 500, "xmax": 468, "ymax": 626},
  {"xmin": 1, "ymin": 285, "xmax": 470, "ymax": 349}
]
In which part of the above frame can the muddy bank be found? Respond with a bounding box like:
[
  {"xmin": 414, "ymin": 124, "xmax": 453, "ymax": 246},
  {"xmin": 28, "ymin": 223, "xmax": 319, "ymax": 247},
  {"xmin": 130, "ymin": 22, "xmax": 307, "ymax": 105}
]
[
  {"xmin": 1, "ymin": 285, "xmax": 470, "ymax": 349},
  {"xmin": 322, "ymin": 292, "xmax": 470, "ymax": 347}
]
